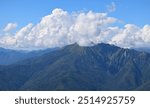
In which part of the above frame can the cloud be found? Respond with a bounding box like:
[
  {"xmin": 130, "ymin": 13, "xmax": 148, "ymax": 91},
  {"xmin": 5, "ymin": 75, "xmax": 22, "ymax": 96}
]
[
  {"xmin": 109, "ymin": 24, "xmax": 150, "ymax": 48},
  {"xmin": 0, "ymin": 8, "xmax": 150, "ymax": 50},
  {"xmin": 107, "ymin": 2, "xmax": 116, "ymax": 12},
  {"xmin": 0, "ymin": 8, "xmax": 117, "ymax": 49},
  {"xmin": 3, "ymin": 23, "xmax": 17, "ymax": 32}
]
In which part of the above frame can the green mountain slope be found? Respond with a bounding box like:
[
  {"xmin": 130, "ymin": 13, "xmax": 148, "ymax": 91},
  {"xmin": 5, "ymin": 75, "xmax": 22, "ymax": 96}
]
[{"xmin": 0, "ymin": 43, "xmax": 150, "ymax": 90}]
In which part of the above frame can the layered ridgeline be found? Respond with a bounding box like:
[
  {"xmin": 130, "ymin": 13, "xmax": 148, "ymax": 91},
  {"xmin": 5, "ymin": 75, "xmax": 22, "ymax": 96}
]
[
  {"xmin": 0, "ymin": 47, "xmax": 57, "ymax": 65},
  {"xmin": 0, "ymin": 43, "xmax": 150, "ymax": 90}
]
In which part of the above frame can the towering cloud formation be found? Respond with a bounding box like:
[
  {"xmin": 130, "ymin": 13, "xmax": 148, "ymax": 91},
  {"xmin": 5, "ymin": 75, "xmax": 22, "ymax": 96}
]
[{"xmin": 0, "ymin": 8, "xmax": 150, "ymax": 50}]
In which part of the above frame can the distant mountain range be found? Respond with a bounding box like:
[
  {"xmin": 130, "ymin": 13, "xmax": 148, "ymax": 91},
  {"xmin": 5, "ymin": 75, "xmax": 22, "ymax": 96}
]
[
  {"xmin": 0, "ymin": 47, "xmax": 57, "ymax": 65},
  {"xmin": 0, "ymin": 43, "xmax": 150, "ymax": 91},
  {"xmin": 134, "ymin": 47, "xmax": 150, "ymax": 53}
]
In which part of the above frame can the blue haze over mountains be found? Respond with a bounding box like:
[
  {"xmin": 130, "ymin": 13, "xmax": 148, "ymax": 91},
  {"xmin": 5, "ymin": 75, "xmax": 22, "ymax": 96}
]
[
  {"xmin": 0, "ymin": 47, "xmax": 57, "ymax": 65},
  {"xmin": 0, "ymin": 43, "xmax": 150, "ymax": 90}
]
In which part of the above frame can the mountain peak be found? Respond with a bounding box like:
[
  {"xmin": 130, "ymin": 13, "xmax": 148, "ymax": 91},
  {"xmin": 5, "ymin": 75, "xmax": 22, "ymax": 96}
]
[{"xmin": 62, "ymin": 43, "xmax": 85, "ymax": 54}]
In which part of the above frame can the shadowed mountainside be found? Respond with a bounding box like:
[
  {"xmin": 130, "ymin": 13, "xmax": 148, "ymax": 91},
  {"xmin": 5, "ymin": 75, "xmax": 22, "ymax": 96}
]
[{"xmin": 0, "ymin": 43, "xmax": 150, "ymax": 90}]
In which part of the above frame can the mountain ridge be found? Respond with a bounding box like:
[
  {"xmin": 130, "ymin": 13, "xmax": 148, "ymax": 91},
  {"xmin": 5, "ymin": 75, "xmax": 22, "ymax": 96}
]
[
  {"xmin": 0, "ymin": 43, "xmax": 150, "ymax": 90},
  {"xmin": 0, "ymin": 47, "xmax": 58, "ymax": 65}
]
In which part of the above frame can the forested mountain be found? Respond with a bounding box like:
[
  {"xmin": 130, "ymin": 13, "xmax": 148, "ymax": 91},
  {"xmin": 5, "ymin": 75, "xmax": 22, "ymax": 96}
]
[{"xmin": 0, "ymin": 43, "xmax": 150, "ymax": 90}]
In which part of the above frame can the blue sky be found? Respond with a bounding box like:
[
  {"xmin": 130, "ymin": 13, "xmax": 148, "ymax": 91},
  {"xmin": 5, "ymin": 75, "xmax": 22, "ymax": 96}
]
[{"xmin": 0, "ymin": 0, "xmax": 150, "ymax": 29}]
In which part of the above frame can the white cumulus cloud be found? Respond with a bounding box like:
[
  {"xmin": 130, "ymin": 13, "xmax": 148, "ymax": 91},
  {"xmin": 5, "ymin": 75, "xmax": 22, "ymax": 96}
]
[
  {"xmin": 109, "ymin": 24, "xmax": 150, "ymax": 48},
  {"xmin": 0, "ymin": 8, "xmax": 150, "ymax": 50},
  {"xmin": 3, "ymin": 23, "xmax": 17, "ymax": 32}
]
